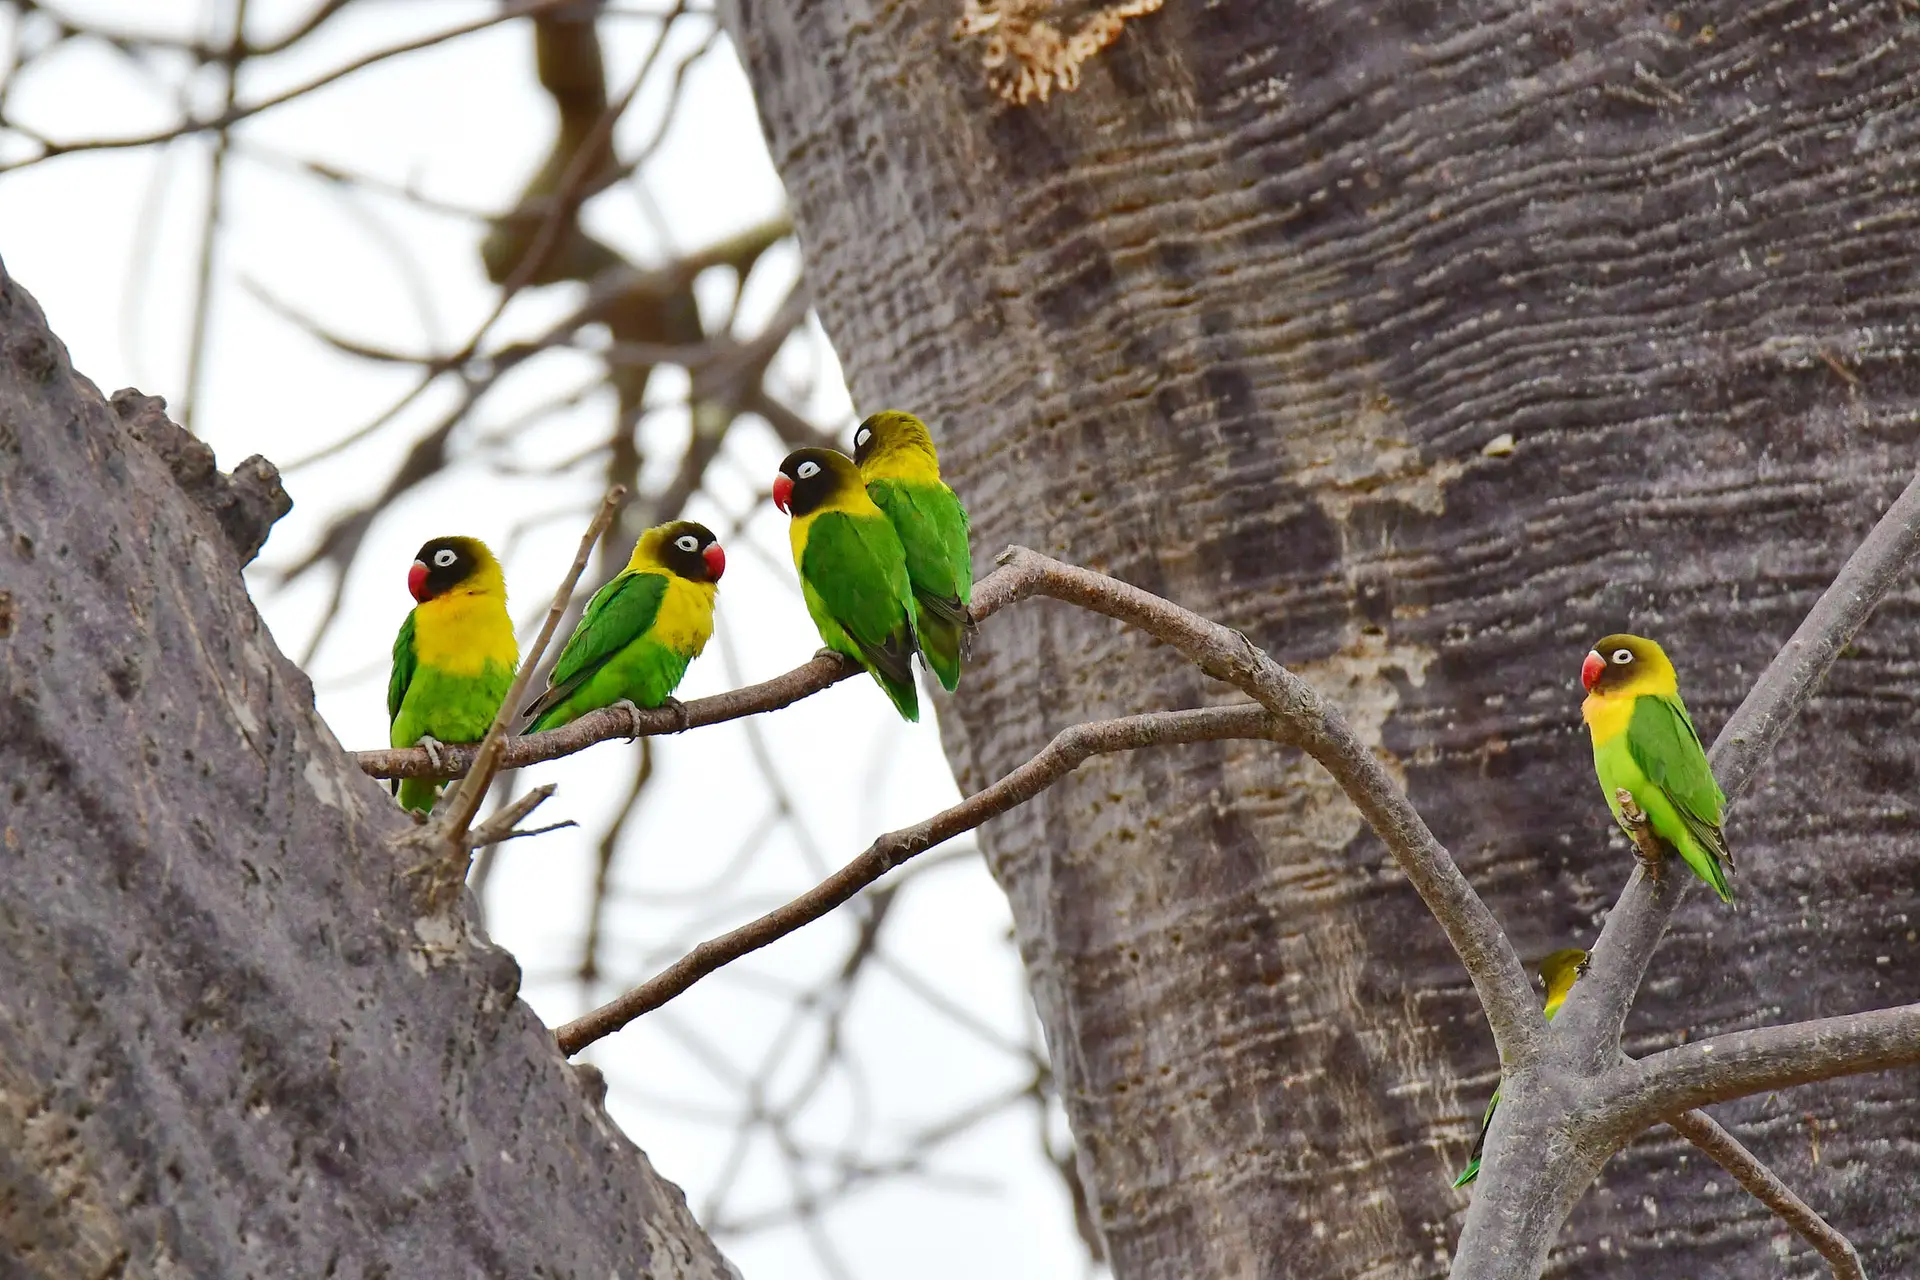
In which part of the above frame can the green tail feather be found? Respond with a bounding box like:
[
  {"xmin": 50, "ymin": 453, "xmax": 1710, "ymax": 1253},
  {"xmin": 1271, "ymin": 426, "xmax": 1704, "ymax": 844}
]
[
  {"xmin": 870, "ymin": 662, "xmax": 919, "ymax": 722},
  {"xmin": 1450, "ymin": 1157, "xmax": 1481, "ymax": 1190},
  {"xmin": 396, "ymin": 777, "xmax": 443, "ymax": 816},
  {"xmin": 915, "ymin": 605, "xmax": 965, "ymax": 693}
]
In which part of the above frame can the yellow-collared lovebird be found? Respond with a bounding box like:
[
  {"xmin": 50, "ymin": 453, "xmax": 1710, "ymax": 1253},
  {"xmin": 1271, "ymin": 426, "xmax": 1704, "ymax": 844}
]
[
  {"xmin": 852, "ymin": 411, "xmax": 974, "ymax": 692},
  {"xmin": 388, "ymin": 536, "xmax": 519, "ymax": 815},
  {"xmin": 1580, "ymin": 634, "xmax": 1734, "ymax": 903},
  {"xmin": 773, "ymin": 447, "xmax": 920, "ymax": 722},
  {"xmin": 522, "ymin": 521, "xmax": 726, "ymax": 733},
  {"xmin": 1452, "ymin": 947, "xmax": 1589, "ymax": 1189}
]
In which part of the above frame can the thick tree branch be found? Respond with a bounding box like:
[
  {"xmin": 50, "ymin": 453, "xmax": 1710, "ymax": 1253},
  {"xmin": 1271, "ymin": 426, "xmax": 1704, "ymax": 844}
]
[
  {"xmin": 974, "ymin": 548, "xmax": 1544, "ymax": 1065},
  {"xmin": 1557, "ymin": 468, "xmax": 1920, "ymax": 1069},
  {"xmin": 1667, "ymin": 1110, "xmax": 1865, "ymax": 1280},
  {"xmin": 1607, "ymin": 1003, "xmax": 1920, "ymax": 1127},
  {"xmin": 553, "ymin": 704, "xmax": 1285, "ymax": 1054}
]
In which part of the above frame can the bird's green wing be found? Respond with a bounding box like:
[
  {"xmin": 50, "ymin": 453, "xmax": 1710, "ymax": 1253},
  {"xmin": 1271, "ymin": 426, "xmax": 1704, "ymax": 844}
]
[
  {"xmin": 1625, "ymin": 693, "xmax": 1732, "ymax": 865},
  {"xmin": 388, "ymin": 611, "xmax": 417, "ymax": 725},
  {"xmin": 801, "ymin": 510, "xmax": 918, "ymax": 691},
  {"xmin": 867, "ymin": 478, "xmax": 972, "ymax": 611},
  {"xmin": 1452, "ymin": 1087, "xmax": 1500, "ymax": 1188},
  {"xmin": 868, "ymin": 478, "xmax": 972, "ymax": 690},
  {"xmin": 522, "ymin": 570, "xmax": 667, "ymax": 723}
]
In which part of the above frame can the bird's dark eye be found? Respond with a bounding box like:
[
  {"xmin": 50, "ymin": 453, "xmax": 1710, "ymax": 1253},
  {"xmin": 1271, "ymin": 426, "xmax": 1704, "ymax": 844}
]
[
  {"xmin": 1612, "ymin": 648, "xmax": 1632, "ymax": 664},
  {"xmin": 854, "ymin": 426, "xmax": 871, "ymax": 450},
  {"xmin": 433, "ymin": 549, "xmax": 458, "ymax": 568},
  {"xmin": 796, "ymin": 460, "xmax": 821, "ymax": 479},
  {"xmin": 674, "ymin": 534, "xmax": 700, "ymax": 553}
]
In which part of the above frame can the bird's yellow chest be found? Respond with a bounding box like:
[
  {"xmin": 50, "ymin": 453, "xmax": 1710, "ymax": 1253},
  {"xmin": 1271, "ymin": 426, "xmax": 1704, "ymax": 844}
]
[
  {"xmin": 650, "ymin": 574, "xmax": 717, "ymax": 653},
  {"xmin": 1581, "ymin": 690, "xmax": 1635, "ymax": 745},
  {"xmin": 412, "ymin": 591, "xmax": 517, "ymax": 674}
]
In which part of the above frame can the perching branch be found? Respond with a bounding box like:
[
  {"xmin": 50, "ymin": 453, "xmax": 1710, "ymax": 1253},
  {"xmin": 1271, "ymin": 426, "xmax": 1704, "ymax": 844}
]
[
  {"xmin": 1556, "ymin": 467, "xmax": 1920, "ymax": 1071},
  {"xmin": 554, "ymin": 703, "xmax": 1285, "ymax": 1054},
  {"xmin": 1668, "ymin": 1109, "xmax": 1866, "ymax": 1280}
]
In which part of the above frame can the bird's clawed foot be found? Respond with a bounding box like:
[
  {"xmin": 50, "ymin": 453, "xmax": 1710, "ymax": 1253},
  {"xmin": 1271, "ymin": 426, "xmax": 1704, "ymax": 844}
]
[
  {"xmin": 658, "ymin": 696, "xmax": 690, "ymax": 733},
  {"xmin": 415, "ymin": 735, "xmax": 447, "ymax": 772},
  {"xmin": 610, "ymin": 700, "xmax": 644, "ymax": 743},
  {"xmin": 812, "ymin": 646, "xmax": 839, "ymax": 665}
]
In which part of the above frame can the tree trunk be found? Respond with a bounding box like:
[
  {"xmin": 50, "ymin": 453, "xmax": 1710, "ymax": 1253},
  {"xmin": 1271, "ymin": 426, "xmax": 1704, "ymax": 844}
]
[
  {"xmin": 0, "ymin": 267, "xmax": 733, "ymax": 1278},
  {"xmin": 721, "ymin": 2, "xmax": 1920, "ymax": 1276}
]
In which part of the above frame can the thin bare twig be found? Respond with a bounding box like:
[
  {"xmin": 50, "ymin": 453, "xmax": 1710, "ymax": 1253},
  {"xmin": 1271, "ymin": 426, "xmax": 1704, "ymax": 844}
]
[
  {"xmin": 554, "ymin": 704, "xmax": 1284, "ymax": 1054},
  {"xmin": 1668, "ymin": 1109, "xmax": 1865, "ymax": 1280},
  {"xmin": 467, "ymin": 784, "xmax": 579, "ymax": 850},
  {"xmin": 428, "ymin": 486, "xmax": 626, "ymax": 849}
]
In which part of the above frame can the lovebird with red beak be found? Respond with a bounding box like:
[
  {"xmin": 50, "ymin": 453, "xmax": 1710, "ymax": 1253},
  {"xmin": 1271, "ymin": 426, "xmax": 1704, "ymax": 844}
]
[
  {"xmin": 388, "ymin": 536, "xmax": 519, "ymax": 815},
  {"xmin": 1580, "ymin": 633, "xmax": 1734, "ymax": 902},
  {"xmin": 521, "ymin": 521, "xmax": 726, "ymax": 734},
  {"xmin": 774, "ymin": 447, "xmax": 921, "ymax": 721}
]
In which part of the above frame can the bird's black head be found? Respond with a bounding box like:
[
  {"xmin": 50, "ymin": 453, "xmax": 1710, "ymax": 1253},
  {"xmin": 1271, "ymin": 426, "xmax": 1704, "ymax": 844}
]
[
  {"xmin": 409, "ymin": 536, "xmax": 497, "ymax": 603},
  {"xmin": 773, "ymin": 447, "xmax": 856, "ymax": 519},
  {"xmin": 650, "ymin": 521, "xmax": 726, "ymax": 583}
]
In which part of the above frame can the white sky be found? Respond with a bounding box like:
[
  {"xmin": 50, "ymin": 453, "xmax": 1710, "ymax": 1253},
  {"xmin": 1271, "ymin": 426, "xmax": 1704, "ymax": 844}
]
[{"xmin": 0, "ymin": 3, "xmax": 1095, "ymax": 1277}]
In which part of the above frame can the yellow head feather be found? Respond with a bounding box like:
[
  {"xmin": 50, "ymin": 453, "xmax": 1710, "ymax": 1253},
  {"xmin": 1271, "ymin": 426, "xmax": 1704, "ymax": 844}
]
[
  {"xmin": 853, "ymin": 410, "xmax": 943, "ymax": 484},
  {"xmin": 1539, "ymin": 948, "xmax": 1588, "ymax": 1020}
]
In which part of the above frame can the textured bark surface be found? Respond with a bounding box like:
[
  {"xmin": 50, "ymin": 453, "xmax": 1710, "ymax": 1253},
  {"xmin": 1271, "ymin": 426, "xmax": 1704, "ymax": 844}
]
[
  {"xmin": 722, "ymin": 2, "xmax": 1920, "ymax": 1276},
  {"xmin": 0, "ymin": 268, "xmax": 735, "ymax": 1278}
]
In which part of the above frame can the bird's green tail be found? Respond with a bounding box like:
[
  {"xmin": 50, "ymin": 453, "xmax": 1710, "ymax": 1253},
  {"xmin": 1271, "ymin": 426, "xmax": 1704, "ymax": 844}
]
[
  {"xmin": 870, "ymin": 663, "xmax": 919, "ymax": 722},
  {"xmin": 1450, "ymin": 1157, "xmax": 1481, "ymax": 1190},
  {"xmin": 915, "ymin": 607, "xmax": 964, "ymax": 693},
  {"xmin": 396, "ymin": 777, "xmax": 443, "ymax": 816}
]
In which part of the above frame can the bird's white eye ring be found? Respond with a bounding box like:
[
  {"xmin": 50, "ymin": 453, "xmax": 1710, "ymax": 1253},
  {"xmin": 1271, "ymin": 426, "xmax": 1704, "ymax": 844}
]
[
  {"xmin": 854, "ymin": 426, "xmax": 871, "ymax": 450},
  {"xmin": 796, "ymin": 460, "xmax": 821, "ymax": 479},
  {"xmin": 433, "ymin": 549, "xmax": 457, "ymax": 568},
  {"xmin": 674, "ymin": 534, "xmax": 700, "ymax": 553},
  {"xmin": 1612, "ymin": 648, "xmax": 1633, "ymax": 664}
]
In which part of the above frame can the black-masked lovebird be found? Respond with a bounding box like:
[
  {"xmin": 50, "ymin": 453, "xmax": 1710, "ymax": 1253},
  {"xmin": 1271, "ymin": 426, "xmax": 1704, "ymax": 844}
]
[
  {"xmin": 1580, "ymin": 633, "xmax": 1734, "ymax": 903},
  {"xmin": 521, "ymin": 520, "xmax": 725, "ymax": 733},
  {"xmin": 773, "ymin": 447, "xmax": 920, "ymax": 721},
  {"xmin": 852, "ymin": 411, "xmax": 974, "ymax": 692},
  {"xmin": 388, "ymin": 536, "xmax": 520, "ymax": 815},
  {"xmin": 1452, "ymin": 947, "xmax": 1589, "ymax": 1189}
]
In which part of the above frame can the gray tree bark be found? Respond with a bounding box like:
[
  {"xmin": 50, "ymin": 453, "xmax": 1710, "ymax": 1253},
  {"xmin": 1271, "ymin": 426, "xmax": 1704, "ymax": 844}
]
[
  {"xmin": 720, "ymin": 2, "xmax": 1920, "ymax": 1276},
  {"xmin": 0, "ymin": 266, "xmax": 734, "ymax": 1278}
]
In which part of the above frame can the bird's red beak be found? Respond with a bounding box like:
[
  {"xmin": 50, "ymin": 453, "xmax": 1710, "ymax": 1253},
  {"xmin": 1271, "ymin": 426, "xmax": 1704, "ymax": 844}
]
[
  {"xmin": 772, "ymin": 474, "xmax": 793, "ymax": 514},
  {"xmin": 407, "ymin": 561, "xmax": 429, "ymax": 603},
  {"xmin": 704, "ymin": 542, "xmax": 727, "ymax": 581},
  {"xmin": 1580, "ymin": 651, "xmax": 1604, "ymax": 692}
]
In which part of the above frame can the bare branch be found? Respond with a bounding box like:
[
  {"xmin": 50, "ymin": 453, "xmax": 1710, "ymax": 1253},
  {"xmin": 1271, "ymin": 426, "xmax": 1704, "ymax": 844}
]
[
  {"xmin": 1667, "ymin": 1109, "xmax": 1865, "ymax": 1280},
  {"xmin": 466, "ymin": 784, "xmax": 579, "ymax": 850},
  {"xmin": 1607, "ymin": 1002, "xmax": 1920, "ymax": 1125},
  {"xmin": 553, "ymin": 704, "xmax": 1284, "ymax": 1054},
  {"xmin": 358, "ymin": 651, "xmax": 863, "ymax": 780},
  {"xmin": 1557, "ymin": 468, "xmax": 1920, "ymax": 1070},
  {"xmin": 1, "ymin": 0, "xmax": 586, "ymax": 170},
  {"xmin": 974, "ymin": 547, "xmax": 1544, "ymax": 1065}
]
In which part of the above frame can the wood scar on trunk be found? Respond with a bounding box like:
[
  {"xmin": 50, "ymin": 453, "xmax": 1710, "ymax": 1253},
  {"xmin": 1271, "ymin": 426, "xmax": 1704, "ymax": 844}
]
[{"xmin": 953, "ymin": 0, "xmax": 1166, "ymax": 104}]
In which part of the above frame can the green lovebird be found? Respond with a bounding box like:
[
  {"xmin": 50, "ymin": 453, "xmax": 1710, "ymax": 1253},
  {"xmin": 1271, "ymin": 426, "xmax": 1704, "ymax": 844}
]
[
  {"xmin": 773, "ymin": 446, "xmax": 921, "ymax": 722},
  {"xmin": 521, "ymin": 521, "xmax": 726, "ymax": 733},
  {"xmin": 1452, "ymin": 947, "xmax": 1589, "ymax": 1189},
  {"xmin": 1581, "ymin": 633, "xmax": 1734, "ymax": 903},
  {"xmin": 852, "ymin": 410, "xmax": 974, "ymax": 692},
  {"xmin": 388, "ymin": 536, "xmax": 520, "ymax": 815}
]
